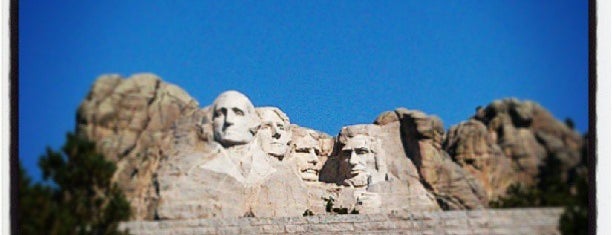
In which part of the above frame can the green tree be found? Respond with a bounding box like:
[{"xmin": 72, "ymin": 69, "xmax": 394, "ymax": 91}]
[
  {"xmin": 488, "ymin": 183, "xmax": 542, "ymax": 208},
  {"xmin": 564, "ymin": 118, "xmax": 575, "ymax": 130},
  {"xmin": 559, "ymin": 136, "xmax": 589, "ymax": 235},
  {"xmin": 19, "ymin": 133, "xmax": 131, "ymax": 235},
  {"xmin": 559, "ymin": 172, "xmax": 588, "ymax": 235},
  {"xmin": 18, "ymin": 164, "xmax": 54, "ymax": 234},
  {"xmin": 490, "ymin": 135, "xmax": 589, "ymax": 234},
  {"xmin": 489, "ymin": 154, "xmax": 570, "ymax": 208}
]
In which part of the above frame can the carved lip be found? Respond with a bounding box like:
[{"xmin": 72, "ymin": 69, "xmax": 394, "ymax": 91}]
[
  {"xmin": 350, "ymin": 170, "xmax": 365, "ymax": 175},
  {"xmin": 301, "ymin": 168, "xmax": 319, "ymax": 174},
  {"xmin": 350, "ymin": 165, "xmax": 367, "ymax": 175},
  {"xmin": 222, "ymin": 129, "xmax": 244, "ymax": 136}
]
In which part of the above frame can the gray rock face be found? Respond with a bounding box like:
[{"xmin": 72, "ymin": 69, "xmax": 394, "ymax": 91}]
[
  {"xmin": 440, "ymin": 98, "xmax": 584, "ymax": 201},
  {"xmin": 471, "ymin": 98, "xmax": 583, "ymax": 187},
  {"xmin": 444, "ymin": 120, "xmax": 516, "ymax": 200},
  {"xmin": 75, "ymin": 74, "xmax": 583, "ymax": 221},
  {"xmin": 391, "ymin": 109, "xmax": 488, "ymax": 209},
  {"xmin": 321, "ymin": 123, "xmax": 441, "ymax": 213},
  {"xmin": 77, "ymin": 73, "xmax": 200, "ymax": 220}
]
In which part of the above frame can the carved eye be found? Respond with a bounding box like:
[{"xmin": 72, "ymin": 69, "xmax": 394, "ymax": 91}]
[
  {"xmin": 213, "ymin": 108, "xmax": 225, "ymax": 118},
  {"xmin": 355, "ymin": 149, "xmax": 369, "ymax": 155},
  {"xmin": 277, "ymin": 124, "xmax": 285, "ymax": 130},
  {"xmin": 296, "ymin": 148, "xmax": 310, "ymax": 153},
  {"xmin": 233, "ymin": 108, "xmax": 244, "ymax": 116}
]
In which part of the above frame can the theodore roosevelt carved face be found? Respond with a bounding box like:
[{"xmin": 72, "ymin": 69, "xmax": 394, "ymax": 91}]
[
  {"xmin": 212, "ymin": 91, "xmax": 260, "ymax": 147},
  {"xmin": 290, "ymin": 129, "xmax": 322, "ymax": 182}
]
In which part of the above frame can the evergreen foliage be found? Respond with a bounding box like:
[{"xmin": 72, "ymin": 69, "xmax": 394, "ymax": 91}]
[
  {"xmin": 564, "ymin": 118, "xmax": 575, "ymax": 130},
  {"xmin": 559, "ymin": 173, "xmax": 588, "ymax": 235},
  {"xmin": 19, "ymin": 133, "xmax": 131, "ymax": 235},
  {"xmin": 490, "ymin": 136, "xmax": 589, "ymax": 235}
]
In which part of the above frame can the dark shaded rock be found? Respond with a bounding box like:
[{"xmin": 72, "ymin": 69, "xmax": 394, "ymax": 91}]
[{"xmin": 394, "ymin": 109, "xmax": 488, "ymax": 209}]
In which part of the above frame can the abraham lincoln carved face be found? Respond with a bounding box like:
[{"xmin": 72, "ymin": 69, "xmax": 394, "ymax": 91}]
[
  {"xmin": 340, "ymin": 135, "xmax": 377, "ymax": 187},
  {"xmin": 337, "ymin": 125, "xmax": 385, "ymax": 188}
]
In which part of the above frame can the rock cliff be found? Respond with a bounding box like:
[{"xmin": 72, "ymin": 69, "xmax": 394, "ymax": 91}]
[
  {"xmin": 444, "ymin": 99, "xmax": 584, "ymax": 199},
  {"xmin": 76, "ymin": 74, "xmax": 584, "ymax": 220}
]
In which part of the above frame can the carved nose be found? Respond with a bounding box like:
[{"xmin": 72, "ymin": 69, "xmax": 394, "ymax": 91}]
[
  {"xmin": 224, "ymin": 113, "xmax": 235, "ymax": 126},
  {"xmin": 349, "ymin": 151, "xmax": 359, "ymax": 165},
  {"xmin": 308, "ymin": 149, "xmax": 319, "ymax": 165},
  {"xmin": 271, "ymin": 127, "xmax": 281, "ymax": 139}
]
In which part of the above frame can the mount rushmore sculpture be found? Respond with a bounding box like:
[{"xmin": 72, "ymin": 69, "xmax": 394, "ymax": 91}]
[{"xmin": 76, "ymin": 74, "xmax": 584, "ymax": 220}]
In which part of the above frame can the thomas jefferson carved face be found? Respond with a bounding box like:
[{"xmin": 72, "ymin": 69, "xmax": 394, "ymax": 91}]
[
  {"xmin": 291, "ymin": 130, "xmax": 321, "ymax": 182},
  {"xmin": 212, "ymin": 91, "xmax": 260, "ymax": 147},
  {"xmin": 340, "ymin": 135, "xmax": 377, "ymax": 188},
  {"xmin": 257, "ymin": 107, "xmax": 292, "ymax": 159}
]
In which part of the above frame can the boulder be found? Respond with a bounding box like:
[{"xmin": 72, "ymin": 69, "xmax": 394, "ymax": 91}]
[
  {"xmin": 76, "ymin": 73, "xmax": 199, "ymax": 219},
  {"xmin": 444, "ymin": 119, "xmax": 516, "ymax": 200},
  {"xmin": 472, "ymin": 98, "xmax": 583, "ymax": 186}
]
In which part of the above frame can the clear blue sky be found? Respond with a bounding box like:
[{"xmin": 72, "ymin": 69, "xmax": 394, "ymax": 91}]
[{"xmin": 20, "ymin": 1, "xmax": 589, "ymax": 181}]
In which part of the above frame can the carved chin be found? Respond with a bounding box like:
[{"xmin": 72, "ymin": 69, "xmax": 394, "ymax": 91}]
[
  {"xmin": 265, "ymin": 144, "xmax": 288, "ymax": 156},
  {"xmin": 300, "ymin": 169, "xmax": 319, "ymax": 181},
  {"xmin": 216, "ymin": 131, "xmax": 253, "ymax": 146},
  {"xmin": 346, "ymin": 173, "xmax": 368, "ymax": 187}
]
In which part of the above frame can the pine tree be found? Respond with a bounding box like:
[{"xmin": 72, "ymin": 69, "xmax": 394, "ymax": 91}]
[
  {"xmin": 18, "ymin": 164, "xmax": 54, "ymax": 234},
  {"xmin": 19, "ymin": 132, "xmax": 131, "ymax": 235},
  {"xmin": 490, "ymin": 135, "xmax": 589, "ymax": 234}
]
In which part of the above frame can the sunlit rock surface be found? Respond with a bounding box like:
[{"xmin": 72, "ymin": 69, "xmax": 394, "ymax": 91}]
[{"xmin": 76, "ymin": 74, "xmax": 583, "ymax": 220}]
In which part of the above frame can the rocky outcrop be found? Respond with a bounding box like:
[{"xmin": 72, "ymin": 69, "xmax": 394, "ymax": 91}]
[
  {"xmin": 443, "ymin": 98, "xmax": 584, "ymax": 200},
  {"xmin": 388, "ymin": 109, "xmax": 488, "ymax": 209},
  {"xmin": 320, "ymin": 123, "xmax": 442, "ymax": 213},
  {"xmin": 75, "ymin": 74, "xmax": 583, "ymax": 221},
  {"xmin": 444, "ymin": 120, "xmax": 516, "ymax": 200},
  {"xmin": 476, "ymin": 99, "xmax": 582, "ymax": 183},
  {"xmin": 76, "ymin": 73, "xmax": 200, "ymax": 219}
]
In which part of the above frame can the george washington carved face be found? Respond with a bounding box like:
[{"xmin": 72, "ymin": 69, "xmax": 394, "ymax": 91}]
[{"xmin": 212, "ymin": 91, "xmax": 260, "ymax": 147}]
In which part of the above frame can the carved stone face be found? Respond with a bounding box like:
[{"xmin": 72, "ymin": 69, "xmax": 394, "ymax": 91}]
[
  {"xmin": 340, "ymin": 135, "xmax": 377, "ymax": 187},
  {"xmin": 212, "ymin": 91, "xmax": 260, "ymax": 147},
  {"xmin": 258, "ymin": 108, "xmax": 291, "ymax": 159},
  {"xmin": 291, "ymin": 131, "xmax": 321, "ymax": 182}
]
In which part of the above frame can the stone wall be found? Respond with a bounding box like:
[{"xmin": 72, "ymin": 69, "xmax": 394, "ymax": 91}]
[{"xmin": 119, "ymin": 208, "xmax": 563, "ymax": 234}]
